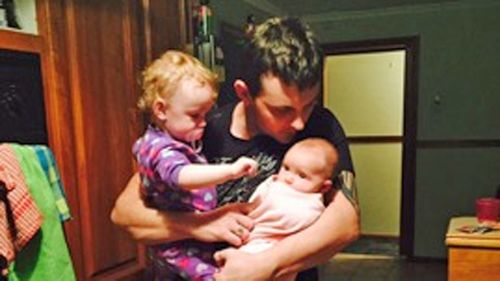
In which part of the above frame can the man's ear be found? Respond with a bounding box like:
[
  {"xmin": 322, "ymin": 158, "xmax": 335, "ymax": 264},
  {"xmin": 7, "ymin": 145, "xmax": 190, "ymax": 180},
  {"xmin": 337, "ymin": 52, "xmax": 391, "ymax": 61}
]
[
  {"xmin": 233, "ymin": 79, "xmax": 252, "ymax": 106},
  {"xmin": 319, "ymin": 179, "xmax": 333, "ymax": 194},
  {"xmin": 152, "ymin": 99, "xmax": 168, "ymax": 121}
]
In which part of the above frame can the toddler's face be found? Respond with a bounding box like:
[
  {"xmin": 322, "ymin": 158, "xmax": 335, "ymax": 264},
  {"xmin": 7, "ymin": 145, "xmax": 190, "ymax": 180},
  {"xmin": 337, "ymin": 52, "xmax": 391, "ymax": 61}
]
[
  {"xmin": 275, "ymin": 145, "xmax": 328, "ymax": 193},
  {"xmin": 160, "ymin": 77, "xmax": 215, "ymax": 143}
]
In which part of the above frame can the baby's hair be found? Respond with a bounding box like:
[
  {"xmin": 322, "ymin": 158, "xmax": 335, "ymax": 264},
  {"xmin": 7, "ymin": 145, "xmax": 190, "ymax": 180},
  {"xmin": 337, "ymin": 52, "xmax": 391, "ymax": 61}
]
[
  {"xmin": 137, "ymin": 50, "xmax": 218, "ymax": 113},
  {"xmin": 292, "ymin": 138, "xmax": 338, "ymax": 178}
]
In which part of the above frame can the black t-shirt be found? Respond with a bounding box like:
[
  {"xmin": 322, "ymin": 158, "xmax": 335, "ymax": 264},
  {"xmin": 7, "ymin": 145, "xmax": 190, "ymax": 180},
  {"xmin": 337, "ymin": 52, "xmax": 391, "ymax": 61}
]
[
  {"xmin": 201, "ymin": 102, "xmax": 354, "ymax": 281},
  {"xmin": 203, "ymin": 102, "xmax": 354, "ymax": 205}
]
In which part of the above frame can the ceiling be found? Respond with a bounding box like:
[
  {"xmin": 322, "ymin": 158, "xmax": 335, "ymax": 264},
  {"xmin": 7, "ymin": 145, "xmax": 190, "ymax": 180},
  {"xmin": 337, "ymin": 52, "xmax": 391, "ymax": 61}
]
[{"xmin": 245, "ymin": 0, "xmax": 458, "ymax": 16}]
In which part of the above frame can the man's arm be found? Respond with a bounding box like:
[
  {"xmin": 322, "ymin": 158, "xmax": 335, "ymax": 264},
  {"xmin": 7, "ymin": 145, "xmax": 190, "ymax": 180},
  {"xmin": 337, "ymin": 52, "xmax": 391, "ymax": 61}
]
[
  {"xmin": 268, "ymin": 189, "xmax": 359, "ymax": 276},
  {"xmin": 214, "ymin": 179, "xmax": 360, "ymax": 280},
  {"xmin": 110, "ymin": 173, "xmax": 256, "ymax": 245}
]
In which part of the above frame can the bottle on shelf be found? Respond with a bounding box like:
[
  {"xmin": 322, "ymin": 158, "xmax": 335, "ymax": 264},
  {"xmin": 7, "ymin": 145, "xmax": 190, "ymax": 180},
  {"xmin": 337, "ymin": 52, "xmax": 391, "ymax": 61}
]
[
  {"xmin": 0, "ymin": 0, "xmax": 7, "ymax": 27},
  {"xmin": 2, "ymin": 0, "xmax": 20, "ymax": 29},
  {"xmin": 193, "ymin": 0, "xmax": 224, "ymax": 81},
  {"xmin": 194, "ymin": 0, "xmax": 214, "ymax": 69}
]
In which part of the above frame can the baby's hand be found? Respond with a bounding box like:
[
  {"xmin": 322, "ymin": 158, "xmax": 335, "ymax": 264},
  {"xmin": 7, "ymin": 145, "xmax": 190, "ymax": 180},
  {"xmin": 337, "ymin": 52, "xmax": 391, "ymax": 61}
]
[{"xmin": 231, "ymin": 157, "xmax": 258, "ymax": 179}]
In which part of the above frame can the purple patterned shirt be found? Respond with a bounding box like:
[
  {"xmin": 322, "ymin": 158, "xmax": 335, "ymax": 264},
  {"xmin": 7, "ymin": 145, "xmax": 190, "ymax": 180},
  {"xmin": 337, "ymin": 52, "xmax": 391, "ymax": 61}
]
[{"xmin": 133, "ymin": 125, "xmax": 216, "ymax": 212}]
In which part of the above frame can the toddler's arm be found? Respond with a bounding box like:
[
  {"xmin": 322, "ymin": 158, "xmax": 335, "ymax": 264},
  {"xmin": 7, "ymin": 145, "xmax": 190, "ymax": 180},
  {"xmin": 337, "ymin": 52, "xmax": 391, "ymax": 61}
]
[{"xmin": 178, "ymin": 156, "xmax": 257, "ymax": 190}]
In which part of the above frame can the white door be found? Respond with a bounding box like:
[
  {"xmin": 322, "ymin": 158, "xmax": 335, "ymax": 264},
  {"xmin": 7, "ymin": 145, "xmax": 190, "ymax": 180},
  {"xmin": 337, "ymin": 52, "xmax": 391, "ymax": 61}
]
[{"xmin": 325, "ymin": 50, "xmax": 405, "ymax": 238}]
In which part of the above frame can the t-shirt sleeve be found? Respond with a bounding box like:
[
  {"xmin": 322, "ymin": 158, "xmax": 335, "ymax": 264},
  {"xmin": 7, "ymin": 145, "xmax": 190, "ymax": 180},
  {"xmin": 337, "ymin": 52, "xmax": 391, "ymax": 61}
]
[
  {"xmin": 151, "ymin": 146, "xmax": 191, "ymax": 189},
  {"xmin": 329, "ymin": 122, "xmax": 354, "ymax": 176},
  {"xmin": 303, "ymin": 106, "xmax": 355, "ymax": 177}
]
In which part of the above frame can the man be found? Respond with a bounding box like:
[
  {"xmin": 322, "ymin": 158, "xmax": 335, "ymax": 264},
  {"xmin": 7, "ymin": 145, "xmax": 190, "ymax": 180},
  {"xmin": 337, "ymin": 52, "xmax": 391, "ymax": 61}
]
[{"xmin": 111, "ymin": 17, "xmax": 359, "ymax": 280}]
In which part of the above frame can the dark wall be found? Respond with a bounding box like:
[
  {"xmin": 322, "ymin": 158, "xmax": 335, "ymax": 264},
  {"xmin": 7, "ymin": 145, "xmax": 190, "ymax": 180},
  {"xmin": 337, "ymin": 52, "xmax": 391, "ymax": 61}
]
[
  {"xmin": 211, "ymin": 0, "xmax": 273, "ymax": 106},
  {"xmin": 308, "ymin": 0, "xmax": 500, "ymax": 257}
]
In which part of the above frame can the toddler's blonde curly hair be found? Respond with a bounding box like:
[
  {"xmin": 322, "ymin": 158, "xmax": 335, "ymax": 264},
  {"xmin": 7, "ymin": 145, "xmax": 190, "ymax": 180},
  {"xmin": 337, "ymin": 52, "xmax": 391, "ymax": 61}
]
[{"xmin": 137, "ymin": 50, "xmax": 218, "ymax": 113}]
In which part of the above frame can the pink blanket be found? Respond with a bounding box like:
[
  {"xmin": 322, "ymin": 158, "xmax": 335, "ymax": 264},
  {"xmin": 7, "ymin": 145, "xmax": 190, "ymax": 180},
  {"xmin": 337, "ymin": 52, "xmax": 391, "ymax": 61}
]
[{"xmin": 240, "ymin": 177, "xmax": 325, "ymax": 253}]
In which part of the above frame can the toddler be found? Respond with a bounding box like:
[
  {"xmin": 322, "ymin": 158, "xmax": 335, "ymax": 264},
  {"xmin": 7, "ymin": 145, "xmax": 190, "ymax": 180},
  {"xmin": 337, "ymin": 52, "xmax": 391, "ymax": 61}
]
[{"xmin": 133, "ymin": 50, "xmax": 257, "ymax": 280}]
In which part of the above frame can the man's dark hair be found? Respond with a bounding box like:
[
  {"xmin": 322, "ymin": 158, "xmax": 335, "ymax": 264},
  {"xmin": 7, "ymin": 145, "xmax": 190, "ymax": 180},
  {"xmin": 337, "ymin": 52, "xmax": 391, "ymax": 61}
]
[{"xmin": 239, "ymin": 17, "xmax": 324, "ymax": 96}]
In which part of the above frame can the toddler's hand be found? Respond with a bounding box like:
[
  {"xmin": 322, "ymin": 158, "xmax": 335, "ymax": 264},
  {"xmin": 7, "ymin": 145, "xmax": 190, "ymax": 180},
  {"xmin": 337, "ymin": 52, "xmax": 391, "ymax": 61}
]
[{"xmin": 231, "ymin": 157, "xmax": 258, "ymax": 179}]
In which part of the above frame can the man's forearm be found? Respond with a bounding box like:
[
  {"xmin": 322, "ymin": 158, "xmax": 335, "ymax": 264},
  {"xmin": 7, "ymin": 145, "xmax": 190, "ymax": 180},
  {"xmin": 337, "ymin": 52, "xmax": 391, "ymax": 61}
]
[
  {"xmin": 112, "ymin": 206, "xmax": 197, "ymax": 244},
  {"xmin": 110, "ymin": 173, "xmax": 195, "ymax": 243},
  {"xmin": 111, "ymin": 173, "xmax": 255, "ymax": 246},
  {"xmin": 264, "ymin": 191, "xmax": 360, "ymax": 277}
]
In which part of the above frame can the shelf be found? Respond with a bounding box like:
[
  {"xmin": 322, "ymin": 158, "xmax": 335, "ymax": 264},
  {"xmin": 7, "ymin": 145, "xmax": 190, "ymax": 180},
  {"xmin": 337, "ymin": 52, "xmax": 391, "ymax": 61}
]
[
  {"xmin": 446, "ymin": 216, "xmax": 500, "ymax": 249},
  {"xmin": 0, "ymin": 28, "xmax": 42, "ymax": 53}
]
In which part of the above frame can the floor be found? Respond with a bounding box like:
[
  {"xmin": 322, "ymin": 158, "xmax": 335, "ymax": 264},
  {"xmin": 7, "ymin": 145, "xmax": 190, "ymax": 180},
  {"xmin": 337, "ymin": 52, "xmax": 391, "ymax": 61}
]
[{"xmin": 319, "ymin": 237, "xmax": 448, "ymax": 281}]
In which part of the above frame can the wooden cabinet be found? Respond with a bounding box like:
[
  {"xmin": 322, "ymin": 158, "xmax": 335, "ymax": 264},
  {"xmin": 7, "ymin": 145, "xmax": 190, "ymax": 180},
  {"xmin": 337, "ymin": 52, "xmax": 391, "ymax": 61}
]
[
  {"xmin": 1, "ymin": 0, "xmax": 188, "ymax": 280},
  {"xmin": 446, "ymin": 217, "xmax": 500, "ymax": 281}
]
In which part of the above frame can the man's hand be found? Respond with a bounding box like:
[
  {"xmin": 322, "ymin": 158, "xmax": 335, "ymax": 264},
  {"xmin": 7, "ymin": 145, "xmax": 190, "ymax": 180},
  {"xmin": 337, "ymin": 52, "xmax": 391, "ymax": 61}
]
[
  {"xmin": 214, "ymin": 248, "xmax": 275, "ymax": 281},
  {"xmin": 192, "ymin": 202, "xmax": 258, "ymax": 246}
]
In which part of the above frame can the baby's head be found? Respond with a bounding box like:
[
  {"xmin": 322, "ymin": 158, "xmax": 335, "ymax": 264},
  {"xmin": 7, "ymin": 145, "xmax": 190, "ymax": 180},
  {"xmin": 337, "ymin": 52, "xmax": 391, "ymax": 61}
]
[
  {"xmin": 137, "ymin": 50, "xmax": 218, "ymax": 143},
  {"xmin": 276, "ymin": 138, "xmax": 338, "ymax": 193}
]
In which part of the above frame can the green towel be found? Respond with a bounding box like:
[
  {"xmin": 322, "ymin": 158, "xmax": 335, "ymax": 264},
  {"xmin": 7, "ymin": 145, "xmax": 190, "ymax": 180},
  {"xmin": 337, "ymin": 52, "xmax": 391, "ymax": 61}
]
[
  {"xmin": 8, "ymin": 144, "xmax": 76, "ymax": 281},
  {"xmin": 30, "ymin": 145, "xmax": 72, "ymax": 221}
]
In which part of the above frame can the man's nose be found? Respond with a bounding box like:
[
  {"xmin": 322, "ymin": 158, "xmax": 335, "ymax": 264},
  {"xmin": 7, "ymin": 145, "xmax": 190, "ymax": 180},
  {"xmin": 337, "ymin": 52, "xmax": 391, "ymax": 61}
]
[
  {"xmin": 290, "ymin": 115, "xmax": 305, "ymax": 131},
  {"xmin": 198, "ymin": 120, "xmax": 207, "ymax": 128}
]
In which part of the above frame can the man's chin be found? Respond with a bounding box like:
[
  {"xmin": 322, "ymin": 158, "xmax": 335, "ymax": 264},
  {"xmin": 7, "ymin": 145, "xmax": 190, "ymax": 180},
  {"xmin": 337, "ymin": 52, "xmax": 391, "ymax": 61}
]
[{"xmin": 274, "ymin": 132, "xmax": 295, "ymax": 144}]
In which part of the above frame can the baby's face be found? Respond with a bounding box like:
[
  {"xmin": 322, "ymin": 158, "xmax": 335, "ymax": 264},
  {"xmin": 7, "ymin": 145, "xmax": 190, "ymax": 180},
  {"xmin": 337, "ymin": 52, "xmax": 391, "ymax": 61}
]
[{"xmin": 275, "ymin": 145, "xmax": 328, "ymax": 193}]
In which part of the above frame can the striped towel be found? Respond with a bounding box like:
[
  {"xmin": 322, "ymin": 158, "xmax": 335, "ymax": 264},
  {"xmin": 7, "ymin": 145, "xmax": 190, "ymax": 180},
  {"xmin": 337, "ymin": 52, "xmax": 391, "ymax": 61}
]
[{"xmin": 0, "ymin": 144, "xmax": 42, "ymax": 264}]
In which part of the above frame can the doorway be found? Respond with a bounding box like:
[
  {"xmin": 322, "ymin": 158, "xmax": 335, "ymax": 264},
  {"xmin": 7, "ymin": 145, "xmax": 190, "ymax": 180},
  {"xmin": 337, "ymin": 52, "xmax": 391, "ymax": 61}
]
[{"xmin": 322, "ymin": 38, "xmax": 419, "ymax": 257}]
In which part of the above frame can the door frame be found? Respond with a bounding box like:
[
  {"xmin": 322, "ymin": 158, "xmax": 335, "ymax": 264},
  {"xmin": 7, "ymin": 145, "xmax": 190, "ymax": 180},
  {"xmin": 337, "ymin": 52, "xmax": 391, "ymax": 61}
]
[{"xmin": 322, "ymin": 37, "xmax": 419, "ymax": 257}]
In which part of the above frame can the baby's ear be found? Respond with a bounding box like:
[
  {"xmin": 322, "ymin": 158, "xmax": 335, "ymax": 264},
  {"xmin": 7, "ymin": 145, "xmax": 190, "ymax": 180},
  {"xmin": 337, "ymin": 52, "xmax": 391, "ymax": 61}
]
[{"xmin": 319, "ymin": 179, "xmax": 333, "ymax": 194}]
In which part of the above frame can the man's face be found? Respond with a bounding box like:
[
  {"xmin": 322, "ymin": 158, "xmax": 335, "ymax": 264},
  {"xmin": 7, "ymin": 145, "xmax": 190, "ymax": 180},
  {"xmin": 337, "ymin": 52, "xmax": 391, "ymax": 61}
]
[{"xmin": 250, "ymin": 73, "xmax": 319, "ymax": 143}]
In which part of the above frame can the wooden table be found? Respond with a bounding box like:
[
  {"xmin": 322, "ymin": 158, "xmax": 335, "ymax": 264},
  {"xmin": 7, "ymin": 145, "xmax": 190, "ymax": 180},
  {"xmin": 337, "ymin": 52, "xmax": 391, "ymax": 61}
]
[{"xmin": 445, "ymin": 217, "xmax": 500, "ymax": 281}]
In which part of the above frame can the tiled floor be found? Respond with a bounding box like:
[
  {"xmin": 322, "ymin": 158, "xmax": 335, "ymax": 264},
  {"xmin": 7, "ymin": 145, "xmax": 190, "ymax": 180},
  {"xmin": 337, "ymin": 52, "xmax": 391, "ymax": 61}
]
[
  {"xmin": 319, "ymin": 253, "xmax": 447, "ymax": 281},
  {"xmin": 319, "ymin": 236, "xmax": 447, "ymax": 281},
  {"xmin": 342, "ymin": 236, "xmax": 400, "ymax": 256}
]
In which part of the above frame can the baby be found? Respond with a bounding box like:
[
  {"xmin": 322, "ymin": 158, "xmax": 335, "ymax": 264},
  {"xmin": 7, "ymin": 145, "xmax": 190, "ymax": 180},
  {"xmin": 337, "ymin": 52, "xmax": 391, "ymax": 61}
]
[
  {"xmin": 218, "ymin": 138, "xmax": 338, "ymax": 281},
  {"xmin": 133, "ymin": 50, "xmax": 257, "ymax": 280}
]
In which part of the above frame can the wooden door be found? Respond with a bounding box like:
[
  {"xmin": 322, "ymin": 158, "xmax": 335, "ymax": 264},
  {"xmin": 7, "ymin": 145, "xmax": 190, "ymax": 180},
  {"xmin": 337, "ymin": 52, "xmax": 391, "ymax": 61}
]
[{"xmin": 38, "ymin": 0, "xmax": 187, "ymax": 279}]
